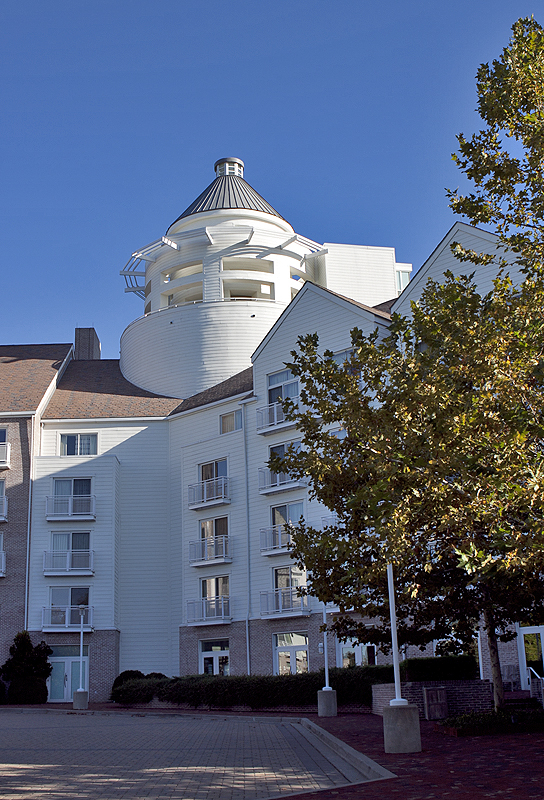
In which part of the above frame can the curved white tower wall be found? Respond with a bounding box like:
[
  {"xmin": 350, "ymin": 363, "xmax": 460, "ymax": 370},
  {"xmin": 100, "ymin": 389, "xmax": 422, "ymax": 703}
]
[{"xmin": 120, "ymin": 159, "xmax": 321, "ymax": 398}]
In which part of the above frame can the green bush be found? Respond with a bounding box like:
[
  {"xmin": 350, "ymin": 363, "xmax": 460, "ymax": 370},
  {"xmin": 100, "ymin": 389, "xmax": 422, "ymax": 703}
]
[
  {"xmin": 111, "ymin": 670, "xmax": 145, "ymax": 693},
  {"xmin": 0, "ymin": 681, "xmax": 6, "ymax": 705},
  {"xmin": 110, "ymin": 664, "xmax": 395, "ymax": 709},
  {"xmin": 400, "ymin": 655, "xmax": 478, "ymax": 682},
  {"xmin": 440, "ymin": 706, "xmax": 544, "ymax": 735},
  {"xmin": 7, "ymin": 677, "xmax": 48, "ymax": 704}
]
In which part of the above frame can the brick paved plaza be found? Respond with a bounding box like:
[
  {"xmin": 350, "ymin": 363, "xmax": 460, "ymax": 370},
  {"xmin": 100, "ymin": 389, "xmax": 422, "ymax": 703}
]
[{"xmin": 0, "ymin": 710, "xmax": 389, "ymax": 800}]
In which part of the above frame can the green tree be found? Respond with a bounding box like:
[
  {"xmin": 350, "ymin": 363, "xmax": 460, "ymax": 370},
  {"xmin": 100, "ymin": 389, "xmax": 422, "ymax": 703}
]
[
  {"xmin": 271, "ymin": 15, "xmax": 544, "ymax": 712},
  {"xmin": 1, "ymin": 631, "xmax": 53, "ymax": 704}
]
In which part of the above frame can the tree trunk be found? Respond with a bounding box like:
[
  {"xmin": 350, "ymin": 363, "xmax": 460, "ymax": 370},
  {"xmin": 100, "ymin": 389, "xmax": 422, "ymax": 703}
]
[{"xmin": 483, "ymin": 606, "xmax": 504, "ymax": 710}]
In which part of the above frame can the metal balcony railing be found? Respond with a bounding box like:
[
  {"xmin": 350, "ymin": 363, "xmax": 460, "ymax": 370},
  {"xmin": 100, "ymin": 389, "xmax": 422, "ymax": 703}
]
[
  {"xmin": 0, "ymin": 443, "xmax": 10, "ymax": 467},
  {"xmin": 45, "ymin": 495, "xmax": 96, "ymax": 518},
  {"xmin": 188, "ymin": 477, "xmax": 230, "ymax": 508},
  {"xmin": 0, "ymin": 496, "xmax": 7, "ymax": 520},
  {"xmin": 260, "ymin": 525, "xmax": 292, "ymax": 553},
  {"xmin": 42, "ymin": 605, "xmax": 94, "ymax": 629},
  {"xmin": 43, "ymin": 550, "xmax": 94, "ymax": 573},
  {"xmin": 258, "ymin": 469, "xmax": 305, "ymax": 493},
  {"xmin": 256, "ymin": 399, "xmax": 298, "ymax": 432},
  {"xmin": 189, "ymin": 536, "xmax": 231, "ymax": 564},
  {"xmin": 186, "ymin": 596, "xmax": 231, "ymax": 623},
  {"xmin": 260, "ymin": 588, "xmax": 308, "ymax": 616}
]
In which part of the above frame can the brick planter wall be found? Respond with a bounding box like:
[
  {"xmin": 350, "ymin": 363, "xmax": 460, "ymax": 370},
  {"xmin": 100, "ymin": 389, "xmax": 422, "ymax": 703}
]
[{"xmin": 372, "ymin": 679, "xmax": 493, "ymax": 718}]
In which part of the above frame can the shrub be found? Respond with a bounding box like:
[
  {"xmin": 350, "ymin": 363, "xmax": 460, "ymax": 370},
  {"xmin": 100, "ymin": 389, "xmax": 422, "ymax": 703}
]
[
  {"xmin": 439, "ymin": 706, "xmax": 544, "ymax": 735},
  {"xmin": 0, "ymin": 680, "xmax": 6, "ymax": 705},
  {"xmin": 110, "ymin": 677, "xmax": 169, "ymax": 705},
  {"xmin": 400, "ymin": 655, "xmax": 478, "ymax": 682},
  {"xmin": 111, "ymin": 670, "xmax": 145, "ymax": 693},
  {"xmin": 1, "ymin": 632, "xmax": 52, "ymax": 683},
  {"xmin": 145, "ymin": 672, "xmax": 167, "ymax": 680},
  {"xmin": 7, "ymin": 677, "xmax": 48, "ymax": 704}
]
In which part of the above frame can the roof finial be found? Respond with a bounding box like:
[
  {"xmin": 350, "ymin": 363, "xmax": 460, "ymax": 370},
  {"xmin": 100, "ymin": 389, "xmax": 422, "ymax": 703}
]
[{"xmin": 214, "ymin": 157, "xmax": 244, "ymax": 178}]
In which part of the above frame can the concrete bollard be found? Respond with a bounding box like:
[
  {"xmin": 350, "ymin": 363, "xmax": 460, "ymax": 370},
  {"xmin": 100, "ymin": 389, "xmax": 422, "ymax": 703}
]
[
  {"xmin": 72, "ymin": 690, "xmax": 89, "ymax": 710},
  {"xmin": 383, "ymin": 703, "xmax": 421, "ymax": 753},
  {"xmin": 317, "ymin": 689, "xmax": 337, "ymax": 717}
]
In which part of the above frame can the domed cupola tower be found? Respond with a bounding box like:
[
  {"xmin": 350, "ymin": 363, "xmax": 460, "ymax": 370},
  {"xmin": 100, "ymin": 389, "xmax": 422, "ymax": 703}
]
[{"xmin": 120, "ymin": 158, "xmax": 322, "ymax": 398}]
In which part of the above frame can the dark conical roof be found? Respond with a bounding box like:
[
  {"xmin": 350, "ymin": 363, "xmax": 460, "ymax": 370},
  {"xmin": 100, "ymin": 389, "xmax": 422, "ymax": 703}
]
[{"xmin": 167, "ymin": 174, "xmax": 287, "ymax": 230}]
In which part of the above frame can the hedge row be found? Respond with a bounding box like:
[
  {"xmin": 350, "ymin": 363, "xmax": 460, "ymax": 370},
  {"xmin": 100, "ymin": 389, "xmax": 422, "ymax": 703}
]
[
  {"xmin": 110, "ymin": 665, "xmax": 395, "ymax": 708},
  {"xmin": 400, "ymin": 655, "xmax": 478, "ymax": 682}
]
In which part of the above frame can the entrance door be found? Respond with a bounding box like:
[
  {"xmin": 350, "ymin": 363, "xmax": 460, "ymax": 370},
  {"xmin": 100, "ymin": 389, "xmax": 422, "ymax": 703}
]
[
  {"xmin": 518, "ymin": 625, "xmax": 544, "ymax": 690},
  {"xmin": 200, "ymin": 639, "xmax": 229, "ymax": 675},
  {"xmin": 274, "ymin": 632, "xmax": 309, "ymax": 675},
  {"xmin": 47, "ymin": 645, "xmax": 88, "ymax": 701}
]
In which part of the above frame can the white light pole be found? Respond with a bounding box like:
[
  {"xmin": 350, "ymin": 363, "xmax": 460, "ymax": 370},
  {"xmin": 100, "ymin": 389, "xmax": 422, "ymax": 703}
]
[
  {"xmin": 387, "ymin": 563, "xmax": 407, "ymax": 706},
  {"xmin": 72, "ymin": 604, "xmax": 89, "ymax": 710},
  {"xmin": 317, "ymin": 601, "xmax": 337, "ymax": 716},
  {"xmin": 322, "ymin": 602, "xmax": 331, "ymax": 692}
]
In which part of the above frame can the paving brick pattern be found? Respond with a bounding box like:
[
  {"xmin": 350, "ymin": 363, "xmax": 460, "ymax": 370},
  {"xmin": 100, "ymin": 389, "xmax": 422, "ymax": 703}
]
[{"xmin": 0, "ymin": 710, "xmax": 374, "ymax": 799}]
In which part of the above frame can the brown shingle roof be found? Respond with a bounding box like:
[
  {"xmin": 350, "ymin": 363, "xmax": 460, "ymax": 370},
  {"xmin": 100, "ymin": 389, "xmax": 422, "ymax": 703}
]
[
  {"xmin": 43, "ymin": 360, "xmax": 182, "ymax": 419},
  {"xmin": 170, "ymin": 367, "xmax": 253, "ymax": 415},
  {"xmin": 0, "ymin": 344, "xmax": 72, "ymax": 413}
]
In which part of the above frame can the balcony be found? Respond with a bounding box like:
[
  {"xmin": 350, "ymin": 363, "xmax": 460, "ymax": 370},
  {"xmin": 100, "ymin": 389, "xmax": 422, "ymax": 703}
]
[
  {"xmin": 260, "ymin": 525, "xmax": 292, "ymax": 555},
  {"xmin": 260, "ymin": 588, "xmax": 309, "ymax": 617},
  {"xmin": 0, "ymin": 550, "xmax": 5, "ymax": 576},
  {"xmin": 258, "ymin": 468, "xmax": 306, "ymax": 495},
  {"xmin": 0, "ymin": 443, "xmax": 10, "ymax": 469},
  {"xmin": 186, "ymin": 596, "xmax": 231, "ymax": 625},
  {"xmin": 45, "ymin": 495, "xmax": 96, "ymax": 521},
  {"xmin": 43, "ymin": 550, "xmax": 95, "ymax": 576},
  {"xmin": 321, "ymin": 514, "xmax": 339, "ymax": 528},
  {"xmin": 256, "ymin": 400, "xmax": 298, "ymax": 434},
  {"xmin": 189, "ymin": 536, "xmax": 232, "ymax": 566},
  {"xmin": 188, "ymin": 477, "xmax": 230, "ymax": 509},
  {"xmin": 42, "ymin": 605, "xmax": 94, "ymax": 631},
  {"xmin": 0, "ymin": 496, "xmax": 7, "ymax": 521}
]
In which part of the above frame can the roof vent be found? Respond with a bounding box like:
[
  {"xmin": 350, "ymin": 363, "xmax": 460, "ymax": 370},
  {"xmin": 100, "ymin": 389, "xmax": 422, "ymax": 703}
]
[{"xmin": 214, "ymin": 157, "xmax": 244, "ymax": 178}]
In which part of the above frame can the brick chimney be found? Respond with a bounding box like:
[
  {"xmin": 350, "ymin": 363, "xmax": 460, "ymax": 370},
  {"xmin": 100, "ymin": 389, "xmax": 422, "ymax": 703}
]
[{"xmin": 74, "ymin": 328, "xmax": 101, "ymax": 360}]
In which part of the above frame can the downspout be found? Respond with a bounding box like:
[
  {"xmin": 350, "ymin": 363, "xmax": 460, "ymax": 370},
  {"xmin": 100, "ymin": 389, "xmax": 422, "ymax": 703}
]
[
  {"xmin": 24, "ymin": 414, "xmax": 35, "ymax": 630},
  {"xmin": 242, "ymin": 399, "xmax": 252, "ymax": 675}
]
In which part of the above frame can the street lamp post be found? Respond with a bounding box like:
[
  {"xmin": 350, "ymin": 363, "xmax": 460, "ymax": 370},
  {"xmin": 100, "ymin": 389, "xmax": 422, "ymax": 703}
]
[
  {"xmin": 317, "ymin": 602, "xmax": 337, "ymax": 716},
  {"xmin": 72, "ymin": 604, "xmax": 89, "ymax": 710}
]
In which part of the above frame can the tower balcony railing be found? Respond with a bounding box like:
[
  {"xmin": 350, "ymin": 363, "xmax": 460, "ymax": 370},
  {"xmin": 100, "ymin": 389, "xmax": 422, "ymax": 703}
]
[
  {"xmin": 260, "ymin": 524, "xmax": 292, "ymax": 554},
  {"xmin": 43, "ymin": 550, "xmax": 94, "ymax": 575},
  {"xmin": 0, "ymin": 550, "xmax": 5, "ymax": 576},
  {"xmin": 45, "ymin": 495, "xmax": 96, "ymax": 520},
  {"xmin": 0, "ymin": 496, "xmax": 7, "ymax": 521},
  {"xmin": 256, "ymin": 399, "xmax": 298, "ymax": 434},
  {"xmin": 0, "ymin": 443, "xmax": 11, "ymax": 468},
  {"xmin": 258, "ymin": 469, "xmax": 306, "ymax": 494},
  {"xmin": 42, "ymin": 606, "xmax": 94, "ymax": 630},
  {"xmin": 260, "ymin": 588, "xmax": 309, "ymax": 617},
  {"xmin": 186, "ymin": 596, "xmax": 231, "ymax": 624},
  {"xmin": 188, "ymin": 477, "xmax": 230, "ymax": 509},
  {"xmin": 189, "ymin": 536, "xmax": 232, "ymax": 565}
]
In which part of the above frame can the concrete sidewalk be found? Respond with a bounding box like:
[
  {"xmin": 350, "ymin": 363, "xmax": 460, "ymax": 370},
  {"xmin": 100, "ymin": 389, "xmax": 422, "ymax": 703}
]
[{"xmin": 0, "ymin": 709, "xmax": 391, "ymax": 799}]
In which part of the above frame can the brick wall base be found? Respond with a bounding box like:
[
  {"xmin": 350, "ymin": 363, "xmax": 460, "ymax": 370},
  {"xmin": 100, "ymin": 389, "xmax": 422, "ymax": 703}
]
[{"xmin": 372, "ymin": 679, "xmax": 493, "ymax": 718}]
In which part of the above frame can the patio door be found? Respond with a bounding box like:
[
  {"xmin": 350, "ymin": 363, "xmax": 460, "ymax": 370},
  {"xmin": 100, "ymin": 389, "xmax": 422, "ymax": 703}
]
[
  {"xmin": 47, "ymin": 645, "xmax": 88, "ymax": 701},
  {"xmin": 518, "ymin": 625, "xmax": 544, "ymax": 689}
]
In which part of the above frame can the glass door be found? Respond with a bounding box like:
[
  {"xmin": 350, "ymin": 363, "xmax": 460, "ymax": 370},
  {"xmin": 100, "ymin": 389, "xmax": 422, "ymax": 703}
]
[{"xmin": 517, "ymin": 625, "xmax": 544, "ymax": 689}]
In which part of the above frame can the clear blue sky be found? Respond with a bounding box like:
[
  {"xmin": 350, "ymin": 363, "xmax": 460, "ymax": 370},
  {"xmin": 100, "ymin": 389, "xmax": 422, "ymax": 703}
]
[{"xmin": 1, "ymin": 1, "xmax": 537, "ymax": 358}]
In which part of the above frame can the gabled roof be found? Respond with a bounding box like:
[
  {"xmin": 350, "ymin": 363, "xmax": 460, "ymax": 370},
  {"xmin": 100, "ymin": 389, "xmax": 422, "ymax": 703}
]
[
  {"xmin": 168, "ymin": 175, "xmax": 287, "ymax": 229},
  {"xmin": 251, "ymin": 281, "xmax": 391, "ymax": 362},
  {"xmin": 43, "ymin": 360, "xmax": 181, "ymax": 419},
  {"xmin": 0, "ymin": 344, "xmax": 72, "ymax": 413},
  {"xmin": 169, "ymin": 367, "xmax": 253, "ymax": 415}
]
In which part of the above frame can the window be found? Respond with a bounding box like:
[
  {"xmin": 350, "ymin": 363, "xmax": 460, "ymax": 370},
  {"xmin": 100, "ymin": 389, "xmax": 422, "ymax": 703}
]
[
  {"xmin": 49, "ymin": 586, "xmax": 90, "ymax": 626},
  {"xmin": 53, "ymin": 479, "xmax": 92, "ymax": 515},
  {"xmin": 268, "ymin": 369, "xmax": 298, "ymax": 405},
  {"xmin": 274, "ymin": 632, "xmax": 308, "ymax": 675},
  {"xmin": 0, "ymin": 480, "xmax": 5, "ymax": 520},
  {"xmin": 200, "ymin": 576, "xmax": 230, "ymax": 620},
  {"xmin": 396, "ymin": 270, "xmax": 410, "ymax": 294},
  {"xmin": 220, "ymin": 410, "xmax": 242, "ymax": 434},
  {"xmin": 0, "ymin": 430, "xmax": 5, "ymax": 444},
  {"xmin": 202, "ymin": 576, "xmax": 229, "ymax": 599},
  {"xmin": 270, "ymin": 441, "xmax": 300, "ymax": 461},
  {"xmin": 200, "ymin": 639, "xmax": 230, "ymax": 676},
  {"xmin": 271, "ymin": 501, "xmax": 303, "ymax": 528},
  {"xmin": 201, "ymin": 459, "xmax": 227, "ymax": 482},
  {"xmin": 60, "ymin": 434, "xmax": 97, "ymax": 456},
  {"xmin": 338, "ymin": 640, "xmax": 376, "ymax": 668},
  {"xmin": 0, "ymin": 429, "xmax": 8, "ymax": 467},
  {"xmin": 200, "ymin": 517, "xmax": 228, "ymax": 559},
  {"xmin": 274, "ymin": 566, "xmax": 305, "ymax": 591},
  {"xmin": 49, "ymin": 532, "xmax": 91, "ymax": 571}
]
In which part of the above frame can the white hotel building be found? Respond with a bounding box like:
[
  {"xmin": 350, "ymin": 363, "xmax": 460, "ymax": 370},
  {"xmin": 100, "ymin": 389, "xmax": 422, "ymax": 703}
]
[{"xmin": 1, "ymin": 158, "xmax": 534, "ymax": 702}]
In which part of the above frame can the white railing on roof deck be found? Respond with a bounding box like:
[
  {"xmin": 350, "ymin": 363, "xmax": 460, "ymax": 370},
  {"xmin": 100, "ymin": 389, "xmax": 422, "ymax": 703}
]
[
  {"xmin": 260, "ymin": 525, "xmax": 292, "ymax": 552},
  {"xmin": 186, "ymin": 597, "xmax": 231, "ymax": 623},
  {"xmin": 42, "ymin": 606, "xmax": 94, "ymax": 629},
  {"xmin": 45, "ymin": 495, "xmax": 96, "ymax": 518},
  {"xmin": 188, "ymin": 477, "xmax": 230, "ymax": 508},
  {"xmin": 43, "ymin": 550, "xmax": 94, "ymax": 573}
]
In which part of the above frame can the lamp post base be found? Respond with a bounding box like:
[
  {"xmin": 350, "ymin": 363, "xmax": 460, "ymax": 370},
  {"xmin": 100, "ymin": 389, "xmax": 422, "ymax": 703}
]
[
  {"xmin": 383, "ymin": 703, "xmax": 421, "ymax": 753},
  {"xmin": 72, "ymin": 690, "xmax": 89, "ymax": 710},
  {"xmin": 317, "ymin": 689, "xmax": 337, "ymax": 717}
]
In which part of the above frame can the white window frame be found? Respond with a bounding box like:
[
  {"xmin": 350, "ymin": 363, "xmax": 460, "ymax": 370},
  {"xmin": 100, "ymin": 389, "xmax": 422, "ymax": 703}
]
[
  {"xmin": 199, "ymin": 639, "xmax": 230, "ymax": 676},
  {"xmin": 220, "ymin": 410, "xmax": 242, "ymax": 435},
  {"xmin": 267, "ymin": 369, "xmax": 298, "ymax": 405},
  {"xmin": 200, "ymin": 458, "xmax": 228, "ymax": 482},
  {"xmin": 59, "ymin": 433, "xmax": 98, "ymax": 456},
  {"xmin": 273, "ymin": 631, "xmax": 309, "ymax": 675}
]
